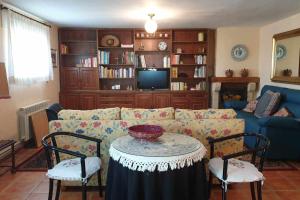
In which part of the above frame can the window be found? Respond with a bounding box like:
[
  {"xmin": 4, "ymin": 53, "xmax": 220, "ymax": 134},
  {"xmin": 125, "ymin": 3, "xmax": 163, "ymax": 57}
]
[{"xmin": 2, "ymin": 9, "xmax": 53, "ymax": 84}]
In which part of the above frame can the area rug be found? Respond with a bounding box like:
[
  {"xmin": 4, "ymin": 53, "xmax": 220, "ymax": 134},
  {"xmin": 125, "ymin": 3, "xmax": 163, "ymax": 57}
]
[{"xmin": 17, "ymin": 148, "xmax": 47, "ymax": 171}]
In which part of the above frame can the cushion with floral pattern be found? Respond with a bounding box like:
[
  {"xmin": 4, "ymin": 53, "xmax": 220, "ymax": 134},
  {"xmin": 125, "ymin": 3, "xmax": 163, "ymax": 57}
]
[
  {"xmin": 272, "ymin": 107, "xmax": 293, "ymax": 117},
  {"xmin": 243, "ymin": 100, "xmax": 258, "ymax": 113}
]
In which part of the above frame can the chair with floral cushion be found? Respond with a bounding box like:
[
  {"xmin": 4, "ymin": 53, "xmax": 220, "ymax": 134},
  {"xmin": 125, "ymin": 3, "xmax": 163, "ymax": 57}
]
[
  {"xmin": 207, "ymin": 133, "xmax": 270, "ymax": 200},
  {"xmin": 41, "ymin": 132, "xmax": 103, "ymax": 200}
]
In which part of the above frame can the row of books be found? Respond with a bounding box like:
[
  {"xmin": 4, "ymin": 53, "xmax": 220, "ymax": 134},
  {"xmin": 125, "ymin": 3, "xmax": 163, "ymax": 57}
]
[
  {"xmin": 99, "ymin": 66, "xmax": 134, "ymax": 78},
  {"xmin": 194, "ymin": 66, "xmax": 206, "ymax": 78},
  {"xmin": 194, "ymin": 82, "xmax": 206, "ymax": 91},
  {"xmin": 171, "ymin": 82, "xmax": 188, "ymax": 91},
  {"xmin": 194, "ymin": 55, "xmax": 207, "ymax": 64},
  {"xmin": 60, "ymin": 44, "xmax": 68, "ymax": 54},
  {"xmin": 77, "ymin": 57, "xmax": 98, "ymax": 68},
  {"xmin": 98, "ymin": 51, "xmax": 110, "ymax": 64},
  {"xmin": 163, "ymin": 56, "xmax": 171, "ymax": 68}
]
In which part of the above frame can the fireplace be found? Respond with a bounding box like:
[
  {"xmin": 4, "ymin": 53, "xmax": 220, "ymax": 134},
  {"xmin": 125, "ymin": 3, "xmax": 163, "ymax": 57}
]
[
  {"xmin": 211, "ymin": 77, "xmax": 259, "ymax": 109},
  {"xmin": 220, "ymin": 83, "xmax": 248, "ymax": 108}
]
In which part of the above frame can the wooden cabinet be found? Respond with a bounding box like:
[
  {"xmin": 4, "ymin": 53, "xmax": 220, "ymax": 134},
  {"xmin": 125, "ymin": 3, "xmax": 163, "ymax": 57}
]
[
  {"xmin": 97, "ymin": 92, "xmax": 135, "ymax": 108},
  {"xmin": 80, "ymin": 93, "xmax": 97, "ymax": 110},
  {"xmin": 153, "ymin": 93, "xmax": 170, "ymax": 108},
  {"xmin": 61, "ymin": 68, "xmax": 99, "ymax": 90},
  {"xmin": 135, "ymin": 93, "xmax": 153, "ymax": 108},
  {"xmin": 60, "ymin": 93, "xmax": 80, "ymax": 109}
]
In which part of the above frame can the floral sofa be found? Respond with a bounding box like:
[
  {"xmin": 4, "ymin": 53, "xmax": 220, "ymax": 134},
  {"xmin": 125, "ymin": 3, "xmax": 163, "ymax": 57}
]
[{"xmin": 49, "ymin": 107, "xmax": 245, "ymax": 186}]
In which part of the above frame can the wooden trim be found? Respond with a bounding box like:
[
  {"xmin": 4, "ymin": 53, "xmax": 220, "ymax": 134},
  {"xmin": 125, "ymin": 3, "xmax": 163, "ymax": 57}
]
[
  {"xmin": 211, "ymin": 77, "xmax": 260, "ymax": 84},
  {"xmin": 0, "ymin": 63, "xmax": 10, "ymax": 99},
  {"xmin": 271, "ymin": 76, "xmax": 300, "ymax": 85},
  {"xmin": 273, "ymin": 28, "xmax": 300, "ymax": 40}
]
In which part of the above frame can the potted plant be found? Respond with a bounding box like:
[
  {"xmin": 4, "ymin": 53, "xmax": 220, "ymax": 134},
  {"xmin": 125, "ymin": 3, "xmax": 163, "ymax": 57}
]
[
  {"xmin": 240, "ymin": 68, "xmax": 249, "ymax": 77},
  {"xmin": 225, "ymin": 69, "xmax": 234, "ymax": 77},
  {"xmin": 282, "ymin": 69, "xmax": 292, "ymax": 77}
]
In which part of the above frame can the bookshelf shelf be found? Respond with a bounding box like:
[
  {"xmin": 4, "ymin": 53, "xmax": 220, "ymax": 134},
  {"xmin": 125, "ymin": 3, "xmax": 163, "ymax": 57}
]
[
  {"xmin": 61, "ymin": 40, "xmax": 97, "ymax": 43},
  {"xmin": 61, "ymin": 53, "xmax": 97, "ymax": 56},
  {"xmin": 99, "ymin": 64, "xmax": 135, "ymax": 67},
  {"xmin": 171, "ymin": 64, "xmax": 206, "ymax": 66},
  {"xmin": 171, "ymin": 77, "xmax": 206, "ymax": 81},
  {"xmin": 172, "ymin": 41, "xmax": 206, "ymax": 44},
  {"xmin": 173, "ymin": 53, "xmax": 207, "ymax": 55},
  {"xmin": 98, "ymin": 47, "xmax": 134, "ymax": 50},
  {"xmin": 99, "ymin": 78, "xmax": 135, "ymax": 80}
]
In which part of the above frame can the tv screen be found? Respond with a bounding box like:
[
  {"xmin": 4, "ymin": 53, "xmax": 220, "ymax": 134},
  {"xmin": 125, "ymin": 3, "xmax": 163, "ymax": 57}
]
[{"xmin": 137, "ymin": 68, "xmax": 170, "ymax": 90}]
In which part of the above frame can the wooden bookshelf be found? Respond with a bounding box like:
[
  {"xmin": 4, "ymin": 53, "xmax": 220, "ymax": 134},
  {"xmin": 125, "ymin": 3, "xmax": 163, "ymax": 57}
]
[{"xmin": 59, "ymin": 28, "xmax": 215, "ymax": 109}]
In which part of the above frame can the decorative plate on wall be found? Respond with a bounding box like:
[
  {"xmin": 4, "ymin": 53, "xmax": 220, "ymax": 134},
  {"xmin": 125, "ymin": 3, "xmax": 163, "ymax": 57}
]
[
  {"xmin": 231, "ymin": 44, "xmax": 248, "ymax": 61},
  {"xmin": 101, "ymin": 35, "xmax": 120, "ymax": 47},
  {"xmin": 276, "ymin": 44, "xmax": 287, "ymax": 60},
  {"xmin": 158, "ymin": 41, "xmax": 168, "ymax": 51}
]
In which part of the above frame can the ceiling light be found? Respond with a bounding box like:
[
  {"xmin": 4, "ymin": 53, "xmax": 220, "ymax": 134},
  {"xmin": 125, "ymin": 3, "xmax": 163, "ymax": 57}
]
[{"xmin": 144, "ymin": 13, "xmax": 157, "ymax": 33}]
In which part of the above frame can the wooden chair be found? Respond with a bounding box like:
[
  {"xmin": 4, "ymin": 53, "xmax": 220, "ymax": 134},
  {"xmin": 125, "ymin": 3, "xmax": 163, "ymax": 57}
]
[
  {"xmin": 42, "ymin": 132, "xmax": 103, "ymax": 200},
  {"xmin": 207, "ymin": 133, "xmax": 270, "ymax": 200}
]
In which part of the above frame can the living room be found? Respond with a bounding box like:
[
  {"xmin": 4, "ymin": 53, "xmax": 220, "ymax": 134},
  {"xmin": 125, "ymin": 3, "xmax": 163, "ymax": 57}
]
[{"xmin": 0, "ymin": 0, "xmax": 300, "ymax": 200}]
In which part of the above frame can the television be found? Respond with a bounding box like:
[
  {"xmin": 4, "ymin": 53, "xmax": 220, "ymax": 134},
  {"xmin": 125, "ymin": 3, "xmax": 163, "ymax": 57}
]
[{"xmin": 136, "ymin": 68, "xmax": 170, "ymax": 90}]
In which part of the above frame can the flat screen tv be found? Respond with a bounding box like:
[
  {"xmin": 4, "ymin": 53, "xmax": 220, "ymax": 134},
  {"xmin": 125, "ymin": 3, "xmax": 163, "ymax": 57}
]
[{"xmin": 136, "ymin": 68, "xmax": 170, "ymax": 90}]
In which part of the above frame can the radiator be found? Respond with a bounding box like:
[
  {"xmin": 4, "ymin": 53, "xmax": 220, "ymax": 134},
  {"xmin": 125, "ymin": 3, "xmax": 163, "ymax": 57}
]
[{"xmin": 18, "ymin": 100, "xmax": 49, "ymax": 141}]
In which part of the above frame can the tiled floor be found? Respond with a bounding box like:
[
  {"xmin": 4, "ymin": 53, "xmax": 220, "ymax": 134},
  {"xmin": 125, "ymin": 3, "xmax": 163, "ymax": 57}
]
[{"xmin": 0, "ymin": 170, "xmax": 299, "ymax": 200}]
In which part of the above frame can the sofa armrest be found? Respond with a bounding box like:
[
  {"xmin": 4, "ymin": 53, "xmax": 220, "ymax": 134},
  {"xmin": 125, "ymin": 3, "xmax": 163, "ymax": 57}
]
[
  {"xmin": 258, "ymin": 117, "xmax": 300, "ymax": 129},
  {"xmin": 223, "ymin": 100, "xmax": 248, "ymax": 110}
]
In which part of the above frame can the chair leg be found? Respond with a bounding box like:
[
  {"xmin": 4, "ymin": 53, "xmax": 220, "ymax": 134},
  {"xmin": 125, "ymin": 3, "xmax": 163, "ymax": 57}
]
[
  {"xmin": 250, "ymin": 182, "xmax": 256, "ymax": 200},
  {"xmin": 221, "ymin": 182, "xmax": 227, "ymax": 200},
  {"xmin": 82, "ymin": 182, "xmax": 87, "ymax": 200},
  {"xmin": 55, "ymin": 180, "xmax": 61, "ymax": 200},
  {"xmin": 208, "ymin": 172, "xmax": 213, "ymax": 198},
  {"xmin": 48, "ymin": 179, "xmax": 54, "ymax": 200},
  {"xmin": 98, "ymin": 170, "xmax": 103, "ymax": 197},
  {"xmin": 257, "ymin": 181, "xmax": 262, "ymax": 200}
]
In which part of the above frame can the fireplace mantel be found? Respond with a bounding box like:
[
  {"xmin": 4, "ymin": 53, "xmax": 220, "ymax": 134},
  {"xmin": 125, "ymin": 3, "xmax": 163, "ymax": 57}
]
[{"xmin": 211, "ymin": 77, "xmax": 260, "ymax": 84}]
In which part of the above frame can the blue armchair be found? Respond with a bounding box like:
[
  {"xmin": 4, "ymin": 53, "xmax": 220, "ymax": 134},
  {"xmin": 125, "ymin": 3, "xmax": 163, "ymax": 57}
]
[{"xmin": 224, "ymin": 85, "xmax": 300, "ymax": 160}]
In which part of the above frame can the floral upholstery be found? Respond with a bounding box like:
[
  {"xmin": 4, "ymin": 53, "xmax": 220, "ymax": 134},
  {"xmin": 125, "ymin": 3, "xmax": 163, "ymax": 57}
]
[
  {"xmin": 58, "ymin": 107, "xmax": 120, "ymax": 120},
  {"xmin": 49, "ymin": 118, "xmax": 244, "ymax": 186},
  {"xmin": 175, "ymin": 109, "xmax": 237, "ymax": 120},
  {"xmin": 47, "ymin": 157, "xmax": 101, "ymax": 183},
  {"xmin": 121, "ymin": 107, "xmax": 174, "ymax": 120},
  {"xmin": 208, "ymin": 157, "xmax": 264, "ymax": 183}
]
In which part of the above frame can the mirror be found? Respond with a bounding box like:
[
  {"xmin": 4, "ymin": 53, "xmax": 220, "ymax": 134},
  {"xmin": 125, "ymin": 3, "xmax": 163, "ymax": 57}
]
[{"xmin": 272, "ymin": 28, "xmax": 300, "ymax": 84}]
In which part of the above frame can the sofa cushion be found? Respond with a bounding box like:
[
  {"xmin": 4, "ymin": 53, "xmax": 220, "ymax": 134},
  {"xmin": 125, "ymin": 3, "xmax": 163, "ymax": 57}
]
[
  {"xmin": 254, "ymin": 90, "xmax": 281, "ymax": 118},
  {"xmin": 273, "ymin": 107, "xmax": 293, "ymax": 117},
  {"xmin": 243, "ymin": 100, "xmax": 258, "ymax": 113},
  {"xmin": 175, "ymin": 109, "xmax": 237, "ymax": 120},
  {"xmin": 121, "ymin": 107, "xmax": 174, "ymax": 120},
  {"xmin": 58, "ymin": 107, "xmax": 120, "ymax": 120}
]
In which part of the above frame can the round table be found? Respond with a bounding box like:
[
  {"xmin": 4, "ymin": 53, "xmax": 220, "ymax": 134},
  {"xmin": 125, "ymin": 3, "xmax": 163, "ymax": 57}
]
[{"xmin": 105, "ymin": 133, "xmax": 208, "ymax": 200}]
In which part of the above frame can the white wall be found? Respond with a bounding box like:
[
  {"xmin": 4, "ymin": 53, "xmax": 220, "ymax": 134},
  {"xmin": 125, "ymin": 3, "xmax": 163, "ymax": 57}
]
[
  {"xmin": 215, "ymin": 27, "xmax": 260, "ymax": 77},
  {"xmin": 0, "ymin": 13, "xmax": 60, "ymax": 140},
  {"xmin": 259, "ymin": 13, "xmax": 300, "ymax": 91}
]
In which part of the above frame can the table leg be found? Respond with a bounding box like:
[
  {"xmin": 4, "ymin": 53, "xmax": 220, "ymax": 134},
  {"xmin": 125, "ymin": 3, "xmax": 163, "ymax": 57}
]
[{"xmin": 11, "ymin": 143, "xmax": 16, "ymax": 173}]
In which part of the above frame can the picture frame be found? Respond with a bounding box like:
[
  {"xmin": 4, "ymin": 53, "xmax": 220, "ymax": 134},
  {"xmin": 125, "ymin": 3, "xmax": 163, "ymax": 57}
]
[{"xmin": 51, "ymin": 49, "xmax": 58, "ymax": 68}]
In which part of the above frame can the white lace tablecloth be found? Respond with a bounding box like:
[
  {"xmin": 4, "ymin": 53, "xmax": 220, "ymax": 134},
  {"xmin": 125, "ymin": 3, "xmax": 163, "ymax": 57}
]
[{"xmin": 109, "ymin": 133, "xmax": 207, "ymax": 172}]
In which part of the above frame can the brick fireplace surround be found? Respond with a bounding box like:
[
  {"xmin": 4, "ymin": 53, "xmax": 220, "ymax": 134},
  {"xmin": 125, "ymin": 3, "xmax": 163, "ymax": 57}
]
[{"xmin": 211, "ymin": 77, "xmax": 260, "ymax": 108}]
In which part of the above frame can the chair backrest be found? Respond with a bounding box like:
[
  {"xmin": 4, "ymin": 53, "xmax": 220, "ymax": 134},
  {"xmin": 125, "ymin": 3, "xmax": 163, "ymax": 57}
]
[
  {"xmin": 244, "ymin": 133, "xmax": 270, "ymax": 172},
  {"xmin": 41, "ymin": 132, "xmax": 61, "ymax": 170},
  {"xmin": 46, "ymin": 103, "xmax": 64, "ymax": 121}
]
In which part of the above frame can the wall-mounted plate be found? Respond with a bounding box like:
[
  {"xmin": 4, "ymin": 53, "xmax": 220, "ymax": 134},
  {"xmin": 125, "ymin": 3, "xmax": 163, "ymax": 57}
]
[
  {"xmin": 276, "ymin": 44, "xmax": 286, "ymax": 60},
  {"xmin": 231, "ymin": 44, "xmax": 248, "ymax": 61}
]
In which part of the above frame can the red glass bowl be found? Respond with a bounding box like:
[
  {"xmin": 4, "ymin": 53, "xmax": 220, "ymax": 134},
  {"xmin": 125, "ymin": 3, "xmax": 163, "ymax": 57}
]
[{"xmin": 128, "ymin": 125, "xmax": 164, "ymax": 141}]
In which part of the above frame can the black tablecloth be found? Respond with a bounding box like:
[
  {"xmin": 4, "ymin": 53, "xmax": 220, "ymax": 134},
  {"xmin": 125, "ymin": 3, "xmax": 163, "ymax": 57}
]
[{"xmin": 105, "ymin": 158, "xmax": 208, "ymax": 200}]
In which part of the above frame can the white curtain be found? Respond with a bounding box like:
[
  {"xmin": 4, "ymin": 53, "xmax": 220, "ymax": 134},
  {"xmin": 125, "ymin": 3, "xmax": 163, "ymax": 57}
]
[{"xmin": 2, "ymin": 9, "xmax": 53, "ymax": 84}]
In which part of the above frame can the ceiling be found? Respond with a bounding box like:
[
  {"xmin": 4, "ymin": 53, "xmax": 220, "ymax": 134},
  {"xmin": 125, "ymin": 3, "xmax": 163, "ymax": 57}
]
[{"xmin": 3, "ymin": 0, "xmax": 300, "ymax": 28}]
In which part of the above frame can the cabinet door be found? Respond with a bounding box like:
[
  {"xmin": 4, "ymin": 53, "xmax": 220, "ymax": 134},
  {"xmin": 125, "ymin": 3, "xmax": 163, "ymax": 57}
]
[
  {"xmin": 191, "ymin": 99, "xmax": 208, "ymax": 109},
  {"xmin": 80, "ymin": 94, "xmax": 96, "ymax": 110},
  {"xmin": 153, "ymin": 93, "xmax": 170, "ymax": 108},
  {"xmin": 80, "ymin": 68, "xmax": 99, "ymax": 90},
  {"xmin": 60, "ymin": 93, "xmax": 80, "ymax": 109},
  {"xmin": 61, "ymin": 68, "xmax": 80, "ymax": 90},
  {"xmin": 135, "ymin": 93, "xmax": 153, "ymax": 109},
  {"xmin": 171, "ymin": 101, "xmax": 190, "ymax": 109}
]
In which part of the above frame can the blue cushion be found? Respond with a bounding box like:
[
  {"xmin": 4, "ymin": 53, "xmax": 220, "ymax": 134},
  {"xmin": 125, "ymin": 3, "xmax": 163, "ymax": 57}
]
[{"xmin": 254, "ymin": 90, "xmax": 281, "ymax": 118}]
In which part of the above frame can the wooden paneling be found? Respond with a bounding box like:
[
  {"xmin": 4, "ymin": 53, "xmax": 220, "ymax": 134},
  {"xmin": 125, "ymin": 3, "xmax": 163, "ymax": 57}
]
[
  {"xmin": 135, "ymin": 93, "xmax": 153, "ymax": 108},
  {"xmin": 60, "ymin": 93, "xmax": 80, "ymax": 109},
  {"xmin": 80, "ymin": 68, "xmax": 99, "ymax": 90},
  {"xmin": 153, "ymin": 93, "xmax": 171, "ymax": 108},
  {"xmin": 80, "ymin": 94, "xmax": 97, "ymax": 110},
  {"xmin": 62, "ymin": 68, "xmax": 80, "ymax": 90}
]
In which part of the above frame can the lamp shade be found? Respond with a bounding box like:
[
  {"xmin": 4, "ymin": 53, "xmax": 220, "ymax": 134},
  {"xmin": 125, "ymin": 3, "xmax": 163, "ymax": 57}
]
[{"xmin": 144, "ymin": 18, "xmax": 157, "ymax": 33}]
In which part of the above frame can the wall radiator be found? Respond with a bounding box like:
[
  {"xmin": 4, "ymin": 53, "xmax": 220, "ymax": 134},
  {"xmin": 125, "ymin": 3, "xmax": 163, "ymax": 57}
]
[{"xmin": 18, "ymin": 100, "xmax": 49, "ymax": 141}]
